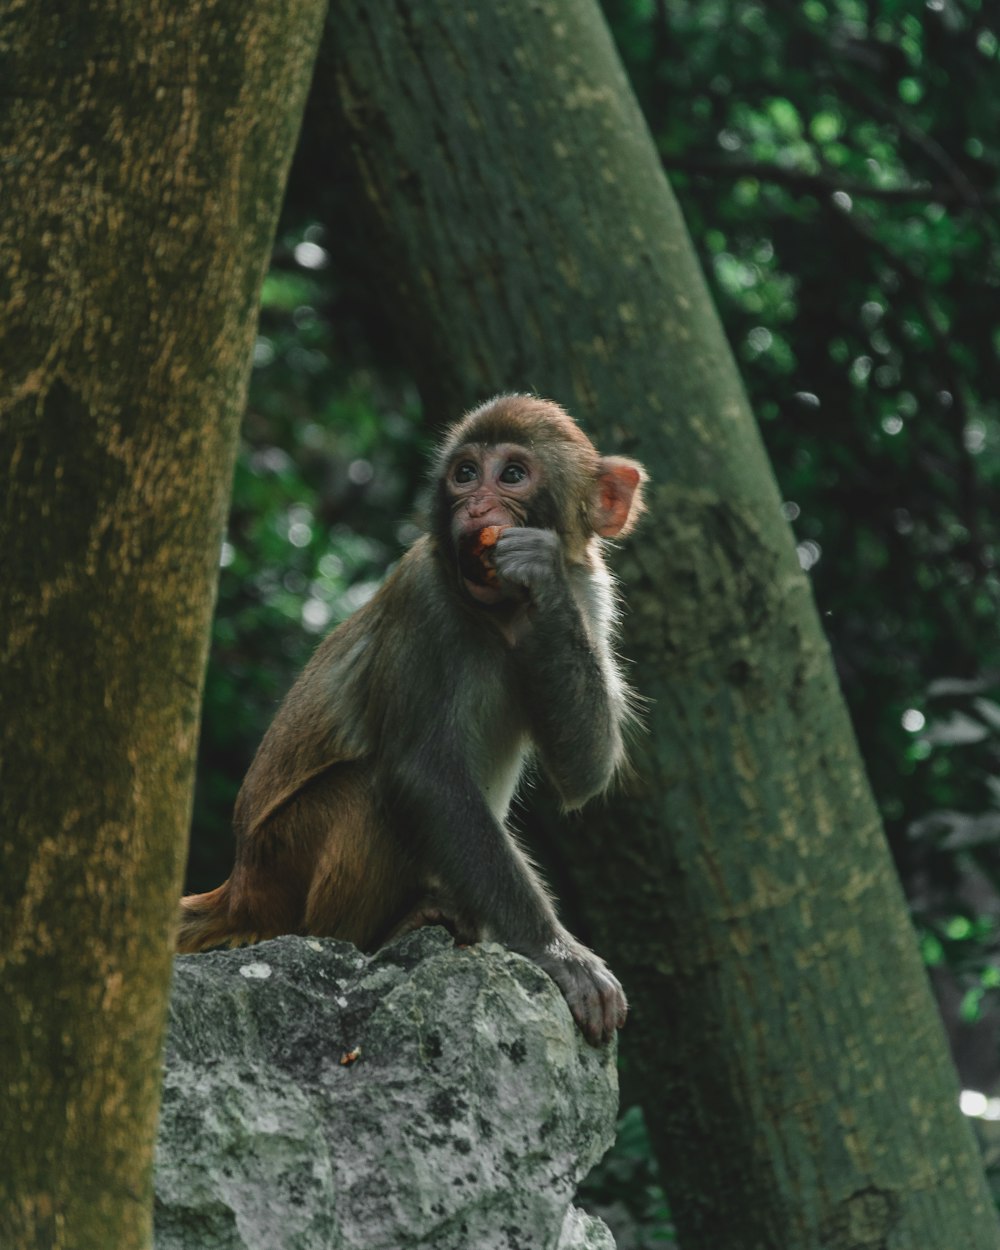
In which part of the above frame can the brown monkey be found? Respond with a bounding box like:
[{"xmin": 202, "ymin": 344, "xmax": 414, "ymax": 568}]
[{"xmin": 179, "ymin": 394, "xmax": 646, "ymax": 1046}]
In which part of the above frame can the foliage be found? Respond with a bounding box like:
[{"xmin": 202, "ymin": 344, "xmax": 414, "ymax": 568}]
[{"xmin": 578, "ymin": 1106, "xmax": 677, "ymax": 1246}]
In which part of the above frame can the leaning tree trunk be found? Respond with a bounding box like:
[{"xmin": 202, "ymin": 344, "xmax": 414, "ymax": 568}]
[
  {"xmin": 317, "ymin": 3, "xmax": 998, "ymax": 1247},
  {"xmin": 0, "ymin": 5, "xmax": 325, "ymax": 1248}
]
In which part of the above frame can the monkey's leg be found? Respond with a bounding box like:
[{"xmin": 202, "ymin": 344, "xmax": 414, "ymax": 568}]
[
  {"xmin": 296, "ymin": 765, "xmax": 423, "ymax": 950},
  {"xmin": 380, "ymin": 886, "xmax": 483, "ymax": 947},
  {"xmin": 221, "ymin": 839, "xmax": 311, "ymax": 946}
]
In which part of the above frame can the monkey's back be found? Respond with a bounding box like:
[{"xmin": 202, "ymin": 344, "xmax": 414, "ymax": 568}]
[{"xmin": 179, "ymin": 538, "xmax": 524, "ymax": 952}]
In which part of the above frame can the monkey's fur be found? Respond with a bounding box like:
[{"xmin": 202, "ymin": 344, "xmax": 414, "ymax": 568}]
[{"xmin": 179, "ymin": 395, "xmax": 646, "ymax": 1045}]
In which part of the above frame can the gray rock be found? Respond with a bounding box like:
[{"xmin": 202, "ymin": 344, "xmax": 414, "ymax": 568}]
[{"xmin": 155, "ymin": 928, "xmax": 618, "ymax": 1250}]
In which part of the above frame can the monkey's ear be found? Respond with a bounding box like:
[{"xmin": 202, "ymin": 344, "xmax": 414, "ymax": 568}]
[{"xmin": 593, "ymin": 457, "xmax": 648, "ymax": 538}]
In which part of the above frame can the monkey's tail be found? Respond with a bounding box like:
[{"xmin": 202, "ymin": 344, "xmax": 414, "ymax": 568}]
[{"xmin": 176, "ymin": 882, "xmax": 245, "ymax": 954}]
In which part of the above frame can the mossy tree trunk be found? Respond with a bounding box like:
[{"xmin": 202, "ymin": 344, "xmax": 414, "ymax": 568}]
[
  {"xmin": 317, "ymin": 3, "xmax": 998, "ymax": 1246},
  {"xmin": 0, "ymin": 5, "xmax": 326, "ymax": 1247}
]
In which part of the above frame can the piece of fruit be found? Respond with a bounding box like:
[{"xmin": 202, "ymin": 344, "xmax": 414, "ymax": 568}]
[{"xmin": 472, "ymin": 525, "xmax": 507, "ymax": 584}]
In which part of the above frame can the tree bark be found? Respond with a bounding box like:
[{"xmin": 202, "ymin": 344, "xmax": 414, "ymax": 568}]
[
  {"xmin": 318, "ymin": 3, "xmax": 998, "ymax": 1246},
  {"xmin": 0, "ymin": 4, "xmax": 325, "ymax": 1247}
]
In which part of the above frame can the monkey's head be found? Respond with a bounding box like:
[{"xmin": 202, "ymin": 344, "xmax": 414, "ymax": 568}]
[{"xmin": 433, "ymin": 394, "xmax": 646, "ymax": 605}]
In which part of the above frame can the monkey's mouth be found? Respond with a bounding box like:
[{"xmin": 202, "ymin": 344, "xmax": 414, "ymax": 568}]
[
  {"xmin": 456, "ymin": 533, "xmax": 505, "ymax": 605},
  {"xmin": 458, "ymin": 564, "xmax": 505, "ymax": 604},
  {"xmin": 457, "ymin": 545, "xmax": 496, "ymax": 586}
]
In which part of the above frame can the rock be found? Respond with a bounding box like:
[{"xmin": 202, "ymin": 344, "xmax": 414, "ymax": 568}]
[{"xmin": 155, "ymin": 928, "xmax": 618, "ymax": 1250}]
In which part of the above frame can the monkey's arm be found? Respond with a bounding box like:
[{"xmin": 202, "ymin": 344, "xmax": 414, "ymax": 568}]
[
  {"xmin": 494, "ymin": 528, "xmax": 628, "ymax": 809},
  {"xmin": 382, "ymin": 736, "xmax": 626, "ymax": 1046}
]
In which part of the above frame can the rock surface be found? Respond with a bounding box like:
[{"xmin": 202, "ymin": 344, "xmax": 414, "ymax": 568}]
[{"xmin": 155, "ymin": 928, "xmax": 618, "ymax": 1250}]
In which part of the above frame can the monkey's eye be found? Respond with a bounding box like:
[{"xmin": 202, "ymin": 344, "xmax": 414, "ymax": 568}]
[
  {"xmin": 453, "ymin": 462, "xmax": 478, "ymax": 484},
  {"xmin": 499, "ymin": 463, "xmax": 528, "ymax": 484}
]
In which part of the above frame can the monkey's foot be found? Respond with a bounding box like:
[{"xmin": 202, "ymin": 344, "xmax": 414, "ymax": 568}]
[
  {"xmin": 387, "ymin": 901, "xmax": 479, "ymax": 947},
  {"xmin": 534, "ymin": 936, "xmax": 628, "ymax": 1048}
]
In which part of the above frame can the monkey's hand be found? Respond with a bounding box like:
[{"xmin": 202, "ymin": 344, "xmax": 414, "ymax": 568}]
[
  {"xmin": 493, "ymin": 527, "xmax": 566, "ymax": 606},
  {"xmin": 532, "ymin": 933, "xmax": 628, "ymax": 1047}
]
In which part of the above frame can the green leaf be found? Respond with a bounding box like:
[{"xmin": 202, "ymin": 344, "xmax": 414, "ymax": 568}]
[{"xmin": 809, "ymin": 111, "xmax": 842, "ymax": 143}]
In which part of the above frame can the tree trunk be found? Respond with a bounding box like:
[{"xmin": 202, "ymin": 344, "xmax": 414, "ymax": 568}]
[
  {"xmin": 318, "ymin": 3, "xmax": 998, "ymax": 1246},
  {"xmin": 0, "ymin": 5, "xmax": 325, "ymax": 1247}
]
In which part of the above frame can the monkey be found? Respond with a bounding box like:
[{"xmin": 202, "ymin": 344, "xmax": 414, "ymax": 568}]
[{"xmin": 178, "ymin": 394, "xmax": 646, "ymax": 1046}]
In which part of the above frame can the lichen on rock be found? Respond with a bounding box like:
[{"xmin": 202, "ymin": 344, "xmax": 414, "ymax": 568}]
[{"xmin": 155, "ymin": 928, "xmax": 618, "ymax": 1250}]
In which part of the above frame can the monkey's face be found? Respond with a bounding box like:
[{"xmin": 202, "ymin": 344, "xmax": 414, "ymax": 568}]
[{"xmin": 444, "ymin": 442, "xmax": 537, "ymax": 604}]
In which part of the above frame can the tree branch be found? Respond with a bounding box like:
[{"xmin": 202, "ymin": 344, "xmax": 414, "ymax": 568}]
[{"xmin": 663, "ymin": 154, "xmax": 999, "ymax": 206}]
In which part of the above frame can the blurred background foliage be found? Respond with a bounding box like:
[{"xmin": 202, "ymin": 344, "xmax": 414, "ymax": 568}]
[{"xmin": 187, "ymin": 0, "xmax": 999, "ymax": 1241}]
